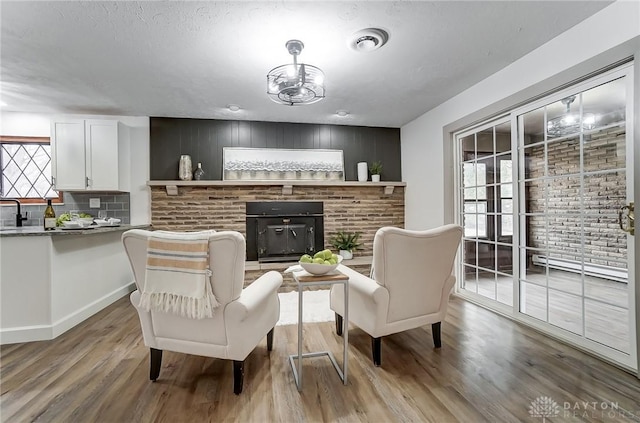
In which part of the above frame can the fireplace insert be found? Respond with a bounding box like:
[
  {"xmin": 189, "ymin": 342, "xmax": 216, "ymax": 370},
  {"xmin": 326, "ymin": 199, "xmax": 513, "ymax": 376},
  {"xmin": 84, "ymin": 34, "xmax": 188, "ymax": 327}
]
[{"xmin": 246, "ymin": 201, "xmax": 324, "ymax": 262}]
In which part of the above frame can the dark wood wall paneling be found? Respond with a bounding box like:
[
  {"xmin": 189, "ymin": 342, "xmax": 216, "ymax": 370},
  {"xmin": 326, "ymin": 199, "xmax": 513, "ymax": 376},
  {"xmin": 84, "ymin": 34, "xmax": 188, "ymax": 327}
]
[{"xmin": 150, "ymin": 118, "xmax": 401, "ymax": 181}]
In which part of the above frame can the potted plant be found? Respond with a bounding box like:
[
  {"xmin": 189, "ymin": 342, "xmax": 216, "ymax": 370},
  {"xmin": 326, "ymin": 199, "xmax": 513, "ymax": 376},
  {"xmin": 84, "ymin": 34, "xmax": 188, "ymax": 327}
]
[
  {"xmin": 369, "ymin": 161, "xmax": 382, "ymax": 182},
  {"xmin": 330, "ymin": 231, "xmax": 362, "ymax": 260}
]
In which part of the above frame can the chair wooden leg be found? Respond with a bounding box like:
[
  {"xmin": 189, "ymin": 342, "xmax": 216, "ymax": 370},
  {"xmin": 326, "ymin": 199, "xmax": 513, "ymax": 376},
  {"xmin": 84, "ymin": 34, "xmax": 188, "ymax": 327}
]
[
  {"xmin": 150, "ymin": 348, "xmax": 162, "ymax": 381},
  {"xmin": 432, "ymin": 322, "xmax": 442, "ymax": 348},
  {"xmin": 233, "ymin": 360, "xmax": 244, "ymax": 395},
  {"xmin": 371, "ymin": 337, "xmax": 382, "ymax": 366},
  {"xmin": 335, "ymin": 313, "xmax": 343, "ymax": 336},
  {"xmin": 267, "ymin": 327, "xmax": 274, "ymax": 352}
]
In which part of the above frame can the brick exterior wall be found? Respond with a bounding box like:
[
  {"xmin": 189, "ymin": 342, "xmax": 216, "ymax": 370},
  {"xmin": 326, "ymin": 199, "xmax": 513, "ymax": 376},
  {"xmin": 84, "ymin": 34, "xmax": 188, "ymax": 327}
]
[
  {"xmin": 526, "ymin": 127, "xmax": 627, "ymax": 269},
  {"xmin": 150, "ymin": 184, "xmax": 405, "ymax": 288}
]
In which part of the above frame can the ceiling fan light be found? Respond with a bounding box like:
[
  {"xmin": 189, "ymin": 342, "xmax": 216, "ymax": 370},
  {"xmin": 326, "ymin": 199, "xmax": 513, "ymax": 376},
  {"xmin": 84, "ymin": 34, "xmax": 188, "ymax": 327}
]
[
  {"xmin": 583, "ymin": 113, "xmax": 596, "ymax": 127},
  {"xmin": 266, "ymin": 40, "xmax": 325, "ymax": 106},
  {"xmin": 546, "ymin": 96, "xmax": 599, "ymax": 137}
]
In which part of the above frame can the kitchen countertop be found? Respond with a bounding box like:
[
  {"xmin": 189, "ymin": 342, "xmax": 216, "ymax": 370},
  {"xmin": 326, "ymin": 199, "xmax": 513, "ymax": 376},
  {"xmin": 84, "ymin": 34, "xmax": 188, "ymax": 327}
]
[{"xmin": 0, "ymin": 224, "xmax": 150, "ymax": 237}]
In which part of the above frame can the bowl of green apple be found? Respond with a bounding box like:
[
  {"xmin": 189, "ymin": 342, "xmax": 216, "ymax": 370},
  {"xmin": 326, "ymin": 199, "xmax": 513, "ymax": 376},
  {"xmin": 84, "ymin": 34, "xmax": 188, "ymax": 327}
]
[{"xmin": 299, "ymin": 249, "xmax": 343, "ymax": 275}]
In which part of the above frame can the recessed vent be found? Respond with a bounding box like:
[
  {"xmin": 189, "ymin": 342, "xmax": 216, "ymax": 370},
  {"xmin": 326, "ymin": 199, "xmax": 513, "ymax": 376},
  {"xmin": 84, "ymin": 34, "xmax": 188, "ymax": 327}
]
[{"xmin": 348, "ymin": 28, "xmax": 390, "ymax": 52}]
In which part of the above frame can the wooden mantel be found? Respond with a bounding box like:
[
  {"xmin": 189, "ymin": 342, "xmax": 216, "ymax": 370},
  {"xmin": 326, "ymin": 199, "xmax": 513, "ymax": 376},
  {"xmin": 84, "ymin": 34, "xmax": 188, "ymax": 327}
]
[{"xmin": 148, "ymin": 180, "xmax": 406, "ymax": 196}]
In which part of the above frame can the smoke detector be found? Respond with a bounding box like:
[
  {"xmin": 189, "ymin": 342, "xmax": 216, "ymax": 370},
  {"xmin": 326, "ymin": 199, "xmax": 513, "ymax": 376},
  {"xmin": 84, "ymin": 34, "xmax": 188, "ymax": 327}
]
[{"xmin": 348, "ymin": 28, "xmax": 389, "ymax": 52}]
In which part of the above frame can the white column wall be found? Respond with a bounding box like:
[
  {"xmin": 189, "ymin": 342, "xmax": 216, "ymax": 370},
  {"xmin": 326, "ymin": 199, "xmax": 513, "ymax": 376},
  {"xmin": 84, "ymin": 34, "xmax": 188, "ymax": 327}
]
[
  {"xmin": 401, "ymin": 0, "xmax": 640, "ymax": 230},
  {"xmin": 0, "ymin": 112, "xmax": 150, "ymax": 224}
]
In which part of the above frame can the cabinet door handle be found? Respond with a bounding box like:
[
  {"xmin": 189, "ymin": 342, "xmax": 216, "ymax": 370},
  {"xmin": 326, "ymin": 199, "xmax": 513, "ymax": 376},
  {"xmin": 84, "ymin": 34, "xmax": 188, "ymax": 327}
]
[
  {"xmin": 86, "ymin": 176, "xmax": 90, "ymax": 188},
  {"xmin": 51, "ymin": 176, "xmax": 56, "ymax": 189}
]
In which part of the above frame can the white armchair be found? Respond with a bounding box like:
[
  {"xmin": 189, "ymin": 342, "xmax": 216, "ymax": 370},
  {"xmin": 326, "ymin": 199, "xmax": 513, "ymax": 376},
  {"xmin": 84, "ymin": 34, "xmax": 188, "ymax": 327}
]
[
  {"xmin": 122, "ymin": 229, "xmax": 282, "ymax": 394},
  {"xmin": 330, "ymin": 224, "xmax": 462, "ymax": 366}
]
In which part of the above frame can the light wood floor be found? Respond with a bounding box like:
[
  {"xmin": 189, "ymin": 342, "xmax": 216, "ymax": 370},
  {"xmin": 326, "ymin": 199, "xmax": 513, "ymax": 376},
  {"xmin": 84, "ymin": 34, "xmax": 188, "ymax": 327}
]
[{"xmin": 2, "ymin": 296, "xmax": 640, "ymax": 422}]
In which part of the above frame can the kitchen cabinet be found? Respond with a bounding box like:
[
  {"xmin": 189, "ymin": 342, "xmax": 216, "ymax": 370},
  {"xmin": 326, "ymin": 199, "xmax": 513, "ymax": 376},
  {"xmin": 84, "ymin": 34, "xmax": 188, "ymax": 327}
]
[{"xmin": 51, "ymin": 119, "xmax": 130, "ymax": 191}]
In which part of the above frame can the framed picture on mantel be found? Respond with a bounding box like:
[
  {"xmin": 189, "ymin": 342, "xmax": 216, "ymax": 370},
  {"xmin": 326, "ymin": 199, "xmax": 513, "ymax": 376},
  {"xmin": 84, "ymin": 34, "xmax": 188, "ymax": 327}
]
[{"xmin": 223, "ymin": 147, "xmax": 344, "ymax": 181}]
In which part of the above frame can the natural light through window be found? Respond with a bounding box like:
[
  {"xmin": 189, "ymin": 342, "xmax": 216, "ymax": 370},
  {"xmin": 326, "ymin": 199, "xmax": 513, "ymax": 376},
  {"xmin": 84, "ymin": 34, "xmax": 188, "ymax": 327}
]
[
  {"xmin": 1, "ymin": 141, "xmax": 58, "ymax": 199},
  {"xmin": 499, "ymin": 159, "xmax": 513, "ymax": 236},
  {"xmin": 463, "ymin": 162, "xmax": 487, "ymax": 237}
]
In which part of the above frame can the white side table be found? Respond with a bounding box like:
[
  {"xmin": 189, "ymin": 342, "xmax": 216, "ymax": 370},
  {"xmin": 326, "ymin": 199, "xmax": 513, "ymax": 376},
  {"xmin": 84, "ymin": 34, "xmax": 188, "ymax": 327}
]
[{"xmin": 289, "ymin": 269, "xmax": 349, "ymax": 391}]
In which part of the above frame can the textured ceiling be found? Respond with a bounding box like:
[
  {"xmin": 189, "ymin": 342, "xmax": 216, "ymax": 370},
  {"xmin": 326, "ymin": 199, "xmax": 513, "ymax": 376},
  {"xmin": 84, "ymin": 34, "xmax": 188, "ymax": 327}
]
[{"xmin": 0, "ymin": 1, "xmax": 611, "ymax": 127}]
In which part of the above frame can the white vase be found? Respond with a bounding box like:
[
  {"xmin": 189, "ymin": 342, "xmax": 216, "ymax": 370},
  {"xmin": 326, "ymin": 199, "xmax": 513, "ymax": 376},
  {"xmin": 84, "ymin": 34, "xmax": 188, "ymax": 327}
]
[
  {"xmin": 357, "ymin": 162, "xmax": 368, "ymax": 182},
  {"xmin": 178, "ymin": 155, "xmax": 193, "ymax": 181},
  {"xmin": 339, "ymin": 250, "xmax": 353, "ymax": 260},
  {"xmin": 371, "ymin": 174, "xmax": 381, "ymax": 182}
]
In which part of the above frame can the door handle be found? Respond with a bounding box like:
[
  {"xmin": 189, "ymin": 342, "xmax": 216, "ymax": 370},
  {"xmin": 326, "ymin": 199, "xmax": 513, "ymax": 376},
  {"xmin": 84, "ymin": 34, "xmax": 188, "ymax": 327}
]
[{"xmin": 619, "ymin": 202, "xmax": 634, "ymax": 235}]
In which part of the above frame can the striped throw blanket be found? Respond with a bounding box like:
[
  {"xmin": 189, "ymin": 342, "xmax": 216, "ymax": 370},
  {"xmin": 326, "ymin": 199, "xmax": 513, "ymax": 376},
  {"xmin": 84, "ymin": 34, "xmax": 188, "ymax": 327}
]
[{"xmin": 140, "ymin": 233, "xmax": 219, "ymax": 319}]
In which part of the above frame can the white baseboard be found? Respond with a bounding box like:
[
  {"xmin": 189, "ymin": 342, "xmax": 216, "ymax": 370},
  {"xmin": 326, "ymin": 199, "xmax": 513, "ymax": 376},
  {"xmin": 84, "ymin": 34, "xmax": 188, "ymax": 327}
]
[
  {"xmin": 0, "ymin": 325, "xmax": 53, "ymax": 345},
  {"xmin": 532, "ymin": 254, "xmax": 628, "ymax": 283},
  {"xmin": 0, "ymin": 282, "xmax": 135, "ymax": 345}
]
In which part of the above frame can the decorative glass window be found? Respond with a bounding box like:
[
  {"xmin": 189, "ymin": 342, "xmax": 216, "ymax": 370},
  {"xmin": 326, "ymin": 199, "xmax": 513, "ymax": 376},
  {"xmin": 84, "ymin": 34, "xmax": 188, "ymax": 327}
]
[
  {"xmin": 0, "ymin": 136, "xmax": 61, "ymax": 203},
  {"xmin": 463, "ymin": 162, "xmax": 488, "ymax": 237},
  {"xmin": 499, "ymin": 159, "xmax": 513, "ymax": 236}
]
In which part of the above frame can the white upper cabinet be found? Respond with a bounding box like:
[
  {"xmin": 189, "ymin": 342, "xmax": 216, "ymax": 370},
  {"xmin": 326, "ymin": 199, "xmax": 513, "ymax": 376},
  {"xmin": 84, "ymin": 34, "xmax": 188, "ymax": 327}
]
[{"xmin": 51, "ymin": 119, "xmax": 130, "ymax": 192}]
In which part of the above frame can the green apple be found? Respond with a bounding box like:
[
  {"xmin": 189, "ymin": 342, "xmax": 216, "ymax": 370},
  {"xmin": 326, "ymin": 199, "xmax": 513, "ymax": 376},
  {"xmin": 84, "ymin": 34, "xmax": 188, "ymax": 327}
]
[
  {"xmin": 328, "ymin": 258, "xmax": 336, "ymax": 265},
  {"xmin": 313, "ymin": 257, "xmax": 325, "ymax": 264},
  {"xmin": 332, "ymin": 254, "xmax": 339, "ymax": 261},
  {"xmin": 313, "ymin": 251, "xmax": 325, "ymax": 260},
  {"xmin": 322, "ymin": 249, "xmax": 333, "ymax": 260},
  {"xmin": 300, "ymin": 254, "xmax": 313, "ymax": 263},
  {"xmin": 323, "ymin": 260, "xmax": 331, "ymax": 265}
]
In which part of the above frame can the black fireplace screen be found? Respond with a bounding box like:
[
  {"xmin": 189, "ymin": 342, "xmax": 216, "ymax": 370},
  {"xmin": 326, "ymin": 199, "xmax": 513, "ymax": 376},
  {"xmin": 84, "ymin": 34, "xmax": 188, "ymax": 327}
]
[{"xmin": 246, "ymin": 201, "xmax": 324, "ymax": 262}]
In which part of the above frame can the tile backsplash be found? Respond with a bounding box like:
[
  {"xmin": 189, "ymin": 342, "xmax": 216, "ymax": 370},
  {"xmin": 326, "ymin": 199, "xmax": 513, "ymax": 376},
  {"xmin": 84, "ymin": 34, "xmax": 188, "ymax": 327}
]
[{"xmin": 0, "ymin": 192, "xmax": 130, "ymax": 228}]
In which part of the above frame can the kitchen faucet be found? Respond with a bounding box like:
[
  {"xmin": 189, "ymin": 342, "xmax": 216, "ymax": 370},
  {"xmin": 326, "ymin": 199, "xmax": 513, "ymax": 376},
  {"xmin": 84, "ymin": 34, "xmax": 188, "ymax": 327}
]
[{"xmin": 0, "ymin": 198, "xmax": 28, "ymax": 227}]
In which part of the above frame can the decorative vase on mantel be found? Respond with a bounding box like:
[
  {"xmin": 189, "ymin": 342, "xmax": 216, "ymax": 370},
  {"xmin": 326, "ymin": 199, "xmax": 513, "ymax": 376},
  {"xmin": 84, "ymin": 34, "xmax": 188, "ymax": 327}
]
[
  {"xmin": 179, "ymin": 155, "xmax": 193, "ymax": 181},
  {"xmin": 339, "ymin": 250, "xmax": 353, "ymax": 260},
  {"xmin": 357, "ymin": 162, "xmax": 368, "ymax": 182}
]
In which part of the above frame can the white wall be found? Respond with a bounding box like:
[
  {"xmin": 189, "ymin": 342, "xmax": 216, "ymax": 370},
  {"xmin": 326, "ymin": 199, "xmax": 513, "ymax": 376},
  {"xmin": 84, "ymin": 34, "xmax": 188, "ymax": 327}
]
[
  {"xmin": 0, "ymin": 112, "xmax": 51, "ymax": 136},
  {"xmin": 401, "ymin": 0, "xmax": 640, "ymax": 230},
  {"xmin": 0, "ymin": 112, "xmax": 151, "ymax": 224}
]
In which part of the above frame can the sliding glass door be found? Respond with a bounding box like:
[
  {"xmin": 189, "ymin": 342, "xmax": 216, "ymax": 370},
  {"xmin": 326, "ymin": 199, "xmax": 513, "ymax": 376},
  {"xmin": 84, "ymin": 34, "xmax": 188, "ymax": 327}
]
[
  {"xmin": 459, "ymin": 119, "xmax": 514, "ymax": 307},
  {"xmin": 456, "ymin": 64, "xmax": 636, "ymax": 369}
]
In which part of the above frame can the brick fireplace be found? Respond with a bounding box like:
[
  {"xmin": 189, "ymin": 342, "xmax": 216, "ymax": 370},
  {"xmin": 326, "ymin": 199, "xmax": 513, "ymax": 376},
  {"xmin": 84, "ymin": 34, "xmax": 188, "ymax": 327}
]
[
  {"xmin": 149, "ymin": 182, "xmax": 405, "ymax": 288},
  {"xmin": 245, "ymin": 200, "xmax": 324, "ymax": 262}
]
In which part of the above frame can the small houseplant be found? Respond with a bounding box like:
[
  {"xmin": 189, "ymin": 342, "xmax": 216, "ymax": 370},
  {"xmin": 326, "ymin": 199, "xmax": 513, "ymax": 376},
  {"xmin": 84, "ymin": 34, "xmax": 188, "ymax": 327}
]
[
  {"xmin": 369, "ymin": 161, "xmax": 382, "ymax": 182},
  {"xmin": 330, "ymin": 231, "xmax": 362, "ymax": 260}
]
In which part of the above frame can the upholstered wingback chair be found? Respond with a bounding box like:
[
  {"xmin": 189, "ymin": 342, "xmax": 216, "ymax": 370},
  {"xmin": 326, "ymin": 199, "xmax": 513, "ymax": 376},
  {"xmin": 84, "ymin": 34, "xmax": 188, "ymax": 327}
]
[
  {"xmin": 122, "ymin": 229, "xmax": 282, "ymax": 394},
  {"xmin": 330, "ymin": 224, "xmax": 462, "ymax": 366}
]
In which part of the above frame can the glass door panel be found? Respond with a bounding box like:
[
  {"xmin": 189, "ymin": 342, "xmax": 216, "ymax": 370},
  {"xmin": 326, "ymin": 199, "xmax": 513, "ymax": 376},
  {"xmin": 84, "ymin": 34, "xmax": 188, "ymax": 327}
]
[
  {"xmin": 519, "ymin": 281, "xmax": 547, "ymax": 321},
  {"xmin": 458, "ymin": 119, "xmax": 513, "ymax": 307},
  {"xmin": 517, "ymin": 73, "xmax": 633, "ymax": 360},
  {"xmin": 457, "ymin": 66, "xmax": 634, "ymax": 368},
  {"xmin": 585, "ymin": 298, "xmax": 629, "ymax": 352}
]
